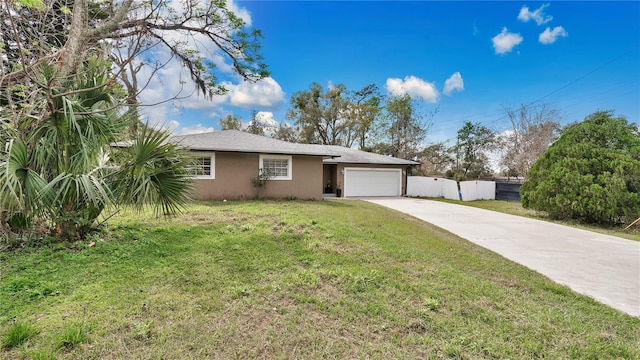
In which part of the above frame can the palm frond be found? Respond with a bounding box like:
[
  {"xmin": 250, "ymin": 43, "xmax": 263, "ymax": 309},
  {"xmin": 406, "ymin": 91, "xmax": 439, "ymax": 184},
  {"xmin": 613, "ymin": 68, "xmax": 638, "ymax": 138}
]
[
  {"xmin": 112, "ymin": 127, "xmax": 193, "ymax": 216},
  {"xmin": 0, "ymin": 138, "xmax": 47, "ymax": 225}
]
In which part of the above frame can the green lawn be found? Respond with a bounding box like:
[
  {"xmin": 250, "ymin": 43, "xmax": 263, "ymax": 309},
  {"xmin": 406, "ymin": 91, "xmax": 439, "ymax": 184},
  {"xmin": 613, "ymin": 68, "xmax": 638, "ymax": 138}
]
[
  {"xmin": 1, "ymin": 200, "xmax": 639, "ymax": 359},
  {"xmin": 426, "ymin": 198, "xmax": 640, "ymax": 242}
]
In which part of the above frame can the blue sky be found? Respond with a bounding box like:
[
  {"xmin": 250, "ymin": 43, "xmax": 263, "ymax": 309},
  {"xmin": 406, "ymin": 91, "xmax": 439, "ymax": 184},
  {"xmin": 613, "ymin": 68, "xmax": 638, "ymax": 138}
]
[{"xmin": 142, "ymin": 1, "xmax": 639, "ymax": 144}]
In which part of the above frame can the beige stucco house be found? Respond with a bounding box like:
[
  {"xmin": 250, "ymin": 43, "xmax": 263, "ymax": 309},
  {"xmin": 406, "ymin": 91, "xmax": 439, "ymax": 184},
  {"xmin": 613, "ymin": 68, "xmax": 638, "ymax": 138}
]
[{"xmin": 170, "ymin": 130, "xmax": 418, "ymax": 200}]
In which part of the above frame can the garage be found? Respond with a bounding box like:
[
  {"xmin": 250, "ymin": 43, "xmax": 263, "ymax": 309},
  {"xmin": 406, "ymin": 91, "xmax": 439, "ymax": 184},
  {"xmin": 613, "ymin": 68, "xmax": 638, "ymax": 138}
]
[{"xmin": 343, "ymin": 168, "xmax": 402, "ymax": 197}]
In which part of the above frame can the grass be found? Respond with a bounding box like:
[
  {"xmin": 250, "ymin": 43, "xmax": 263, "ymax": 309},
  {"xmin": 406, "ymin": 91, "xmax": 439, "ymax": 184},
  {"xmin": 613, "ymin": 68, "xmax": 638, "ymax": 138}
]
[
  {"xmin": 427, "ymin": 198, "xmax": 640, "ymax": 241},
  {"xmin": 56, "ymin": 323, "xmax": 88, "ymax": 350},
  {"xmin": 1, "ymin": 200, "xmax": 639, "ymax": 359},
  {"xmin": 1, "ymin": 321, "xmax": 38, "ymax": 349}
]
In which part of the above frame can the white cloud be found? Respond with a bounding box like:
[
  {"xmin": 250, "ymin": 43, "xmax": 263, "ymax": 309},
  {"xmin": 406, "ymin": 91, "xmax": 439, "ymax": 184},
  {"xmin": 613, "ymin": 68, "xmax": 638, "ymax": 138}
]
[
  {"xmin": 492, "ymin": 27, "xmax": 523, "ymax": 55},
  {"xmin": 254, "ymin": 111, "xmax": 278, "ymax": 128},
  {"xmin": 227, "ymin": 77, "xmax": 285, "ymax": 108},
  {"xmin": 518, "ymin": 4, "xmax": 553, "ymax": 25},
  {"xmin": 150, "ymin": 73, "xmax": 286, "ymax": 112},
  {"xmin": 179, "ymin": 124, "xmax": 215, "ymax": 135},
  {"xmin": 539, "ymin": 26, "xmax": 568, "ymax": 44},
  {"xmin": 250, "ymin": 111, "xmax": 279, "ymax": 136},
  {"xmin": 134, "ymin": 57, "xmax": 204, "ymax": 130},
  {"xmin": 226, "ymin": 0, "xmax": 252, "ymax": 26},
  {"xmin": 138, "ymin": 74, "xmax": 284, "ymax": 133},
  {"xmin": 123, "ymin": 0, "xmax": 268, "ymax": 132},
  {"xmin": 164, "ymin": 120, "xmax": 181, "ymax": 132},
  {"xmin": 385, "ymin": 75, "xmax": 439, "ymax": 103},
  {"xmin": 138, "ymin": 104, "xmax": 169, "ymax": 129},
  {"xmin": 206, "ymin": 52, "xmax": 236, "ymax": 74},
  {"xmin": 443, "ymin": 72, "xmax": 464, "ymax": 96}
]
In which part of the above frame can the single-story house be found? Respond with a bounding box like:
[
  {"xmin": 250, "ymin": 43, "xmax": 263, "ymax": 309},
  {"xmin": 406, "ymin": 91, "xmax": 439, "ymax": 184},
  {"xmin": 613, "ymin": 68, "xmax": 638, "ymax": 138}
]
[{"xmin": 168, "ymin": 130, "xmax": 418, "ymax": 200}]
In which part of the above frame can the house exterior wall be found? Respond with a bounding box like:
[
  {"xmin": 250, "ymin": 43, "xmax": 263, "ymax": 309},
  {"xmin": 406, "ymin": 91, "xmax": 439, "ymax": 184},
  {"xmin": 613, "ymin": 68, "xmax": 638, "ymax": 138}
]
[
  {"xmin": 192, "ymin": 152, "xmax": 323, "ymax": 200},
  {"xmin": 334, "ymin": 163, "xmax": 410, "ymax": 196}
]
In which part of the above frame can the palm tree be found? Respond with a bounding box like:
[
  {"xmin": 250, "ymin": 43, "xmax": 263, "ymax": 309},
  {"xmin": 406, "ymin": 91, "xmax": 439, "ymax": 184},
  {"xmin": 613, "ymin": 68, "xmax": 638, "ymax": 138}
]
[{"xmin": 0, "ymin": 57, "xmax": 192, "ymax": 241}]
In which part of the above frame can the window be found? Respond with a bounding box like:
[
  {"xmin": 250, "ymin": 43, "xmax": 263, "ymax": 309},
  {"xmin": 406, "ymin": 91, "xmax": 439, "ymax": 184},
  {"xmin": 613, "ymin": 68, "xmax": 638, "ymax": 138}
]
[
  {"xmin": 259, "ymin": 154, "xmax": 292, "ymax": 180},
  {"xmin": 190, "ymin": 153, "xmax": 215, "ymax": 179}
]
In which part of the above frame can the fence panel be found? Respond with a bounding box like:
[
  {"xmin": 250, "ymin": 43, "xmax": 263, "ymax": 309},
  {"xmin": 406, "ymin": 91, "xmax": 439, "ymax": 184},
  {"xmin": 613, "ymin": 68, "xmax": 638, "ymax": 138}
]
[
  {"xmin": 477, "ymin": 181, "xmax": 496, "ymax": 200},
  {"xmin": 495, "ymin": 182, "xmax": 522, "ymax": 201},
  {"xmin": 459, "ymin": 181, "xmax": 477, "ymax": 201},
  {"xmin": 407, "ymin": 177, "xmax": 446, "ymax": 197},
  {"xmin": 443, "ymin": 179, "xmax": 460, "ymax": 200},
  {"xmin": 408, "ymin": 177, "xmax": 501, "ymax": 201},
  {"xmin": 459, "ymin": 181, "xmax": 496, "ymax": 201}
]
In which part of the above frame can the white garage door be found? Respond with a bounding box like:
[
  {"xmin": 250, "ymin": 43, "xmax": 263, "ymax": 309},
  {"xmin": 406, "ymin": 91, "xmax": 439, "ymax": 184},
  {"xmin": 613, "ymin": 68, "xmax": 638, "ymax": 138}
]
[{"xmin": 343, "ymin": 168, "xmax": 402, "ymax": 197}]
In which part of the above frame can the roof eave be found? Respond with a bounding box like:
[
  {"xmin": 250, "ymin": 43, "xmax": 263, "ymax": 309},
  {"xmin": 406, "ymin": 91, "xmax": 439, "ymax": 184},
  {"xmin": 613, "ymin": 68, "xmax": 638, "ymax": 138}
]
[
  {"xmin": 186, "ymin": 147, "xmax": 340, "ymax": 157},
  {"xmin": 323, "ymin": 160, "xmax": 419, "ymax": 166}
]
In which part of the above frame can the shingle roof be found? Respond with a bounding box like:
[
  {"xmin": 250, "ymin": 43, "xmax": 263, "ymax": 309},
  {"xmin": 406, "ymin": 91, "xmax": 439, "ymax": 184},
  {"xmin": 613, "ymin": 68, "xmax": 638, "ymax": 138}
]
[
  {"xmin": 322, "ymin": 145, "xmax": 419, "ymax": 165},
  {"xmin": 166, "ymin": 130, "xmax": 417, "ymax": 165},
  {"xmin": 167, "ymin": 130, "xmax": 338, "ymax": 157}
]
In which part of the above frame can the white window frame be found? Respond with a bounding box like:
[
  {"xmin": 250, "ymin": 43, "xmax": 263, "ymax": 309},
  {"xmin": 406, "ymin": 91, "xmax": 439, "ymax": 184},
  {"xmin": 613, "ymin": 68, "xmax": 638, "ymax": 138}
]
[
  {"xmin": 190, "ymin": 152, "xmax": 215, "ymax": 179},
  {"xmin": 259, "ymin": 154, "xmax": 292, "ymax": 180}
]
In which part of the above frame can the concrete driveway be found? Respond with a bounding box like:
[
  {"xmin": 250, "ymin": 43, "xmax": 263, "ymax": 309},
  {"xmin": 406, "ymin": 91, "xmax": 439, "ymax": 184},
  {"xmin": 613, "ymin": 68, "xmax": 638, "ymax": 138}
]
[{"xmin": 365, "ymin": 197, "xmax": 640, "ymax": 317}]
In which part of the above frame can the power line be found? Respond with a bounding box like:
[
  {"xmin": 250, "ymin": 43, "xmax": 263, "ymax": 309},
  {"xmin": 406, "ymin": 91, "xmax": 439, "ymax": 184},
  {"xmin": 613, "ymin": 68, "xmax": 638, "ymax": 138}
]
[
  {"xmin": 436, "ymin": 43, "xmax": 639, "ymax": 136},
  {"xmin": 526, "ymin": 43, "xmax": 639, "ymax": 107}
]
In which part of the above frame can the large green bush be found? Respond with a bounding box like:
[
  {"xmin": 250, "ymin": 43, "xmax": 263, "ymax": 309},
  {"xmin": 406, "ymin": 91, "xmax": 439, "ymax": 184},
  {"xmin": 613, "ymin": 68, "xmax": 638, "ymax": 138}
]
[{"xmin": 521, "ymin": 111, "xmax": 640, "ymax": 225}]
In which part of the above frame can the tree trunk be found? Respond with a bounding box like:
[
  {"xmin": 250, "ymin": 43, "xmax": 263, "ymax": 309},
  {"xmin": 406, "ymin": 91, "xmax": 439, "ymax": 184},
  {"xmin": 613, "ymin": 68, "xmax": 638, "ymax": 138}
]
[{"xmin": 59, "ymin": 0, "xmax": 89, "ymax": 76}]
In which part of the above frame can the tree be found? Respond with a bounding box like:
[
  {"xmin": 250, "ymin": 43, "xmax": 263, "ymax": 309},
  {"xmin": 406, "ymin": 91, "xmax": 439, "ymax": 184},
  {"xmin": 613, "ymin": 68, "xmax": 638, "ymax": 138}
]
[
  {"xmin": 0, "ymin": 0, "xmax": 269, "ymax": 242},
  {"xmin": 220, "ymin": 114, "xmax": 243, "ymax": 130},
  {"xmin": 0, "ymin": 58, "xmax": 192, "ymax": 241},
  {"xmin": 272, "ymin": 122, "xmax": 301, "ymax": 143},
  {"xmin": 375, "ymin": 94, "xmax": 431, "ymax": 160},
  {"xmin": 245, "ymin": 120, "xmax": 265, "ymax": 136},
  {"xmin": 521, "ymin": 111, "xmax": 640, "ymax": 225},
  {"xmin": 287, "ymin": 83, "xmax": 349, "ymax": 145},
  {"xmin": 499, "ymin": 103, "xmax": 561, "ymax": 179},
  {"xmin": 451, "ymin": 121, "xmax": 496, "ymax": 180},
  {"xmin": 286, "ymin": 83, "xmax": 381, "ymax": 147},
  {"xmin": 245, "ymin": 111, "xmax": 265, "ymax": 135},
  {"xmin": 345, "ymin": 84, "xmax": 382, "ymax": 149},
  {"xmin": 419, "ymin": 142, "xmax": 454, "ymax": 176},
  {"xmin": 1, "ymin": 0, "xmax": 268, "ymax": 120}
]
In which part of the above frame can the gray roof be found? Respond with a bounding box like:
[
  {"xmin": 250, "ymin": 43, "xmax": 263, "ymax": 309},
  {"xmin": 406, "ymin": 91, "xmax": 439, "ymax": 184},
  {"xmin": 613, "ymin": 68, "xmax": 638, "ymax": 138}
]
[
  {"xmin": 322, "ymin": 145, "xmax": 419, "ymax": 165},
  {"xmin": 169, "ymin": 130, "xmax": 340, "ymax": 157},
  {"xmin": 147, "ymin": 130, "xmax": 417, "ymax": 165}
]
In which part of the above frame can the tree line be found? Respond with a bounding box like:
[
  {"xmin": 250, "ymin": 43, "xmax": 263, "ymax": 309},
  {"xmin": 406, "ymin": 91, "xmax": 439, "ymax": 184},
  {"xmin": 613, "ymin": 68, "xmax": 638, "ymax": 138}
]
[
  {"xmin": 223, "ymin": 82, "xmax": 563, "ymax": 181},
  {"xmin": 228, "ymin": 86, "xmax": 639, "ymax": 227}
]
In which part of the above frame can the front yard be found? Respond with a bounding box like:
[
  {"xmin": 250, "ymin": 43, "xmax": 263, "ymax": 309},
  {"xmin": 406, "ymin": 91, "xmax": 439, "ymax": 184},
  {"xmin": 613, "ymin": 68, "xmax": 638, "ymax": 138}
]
[{"xmin": 1, "ymin": 200, "xmax": 638, "ymax": 359}]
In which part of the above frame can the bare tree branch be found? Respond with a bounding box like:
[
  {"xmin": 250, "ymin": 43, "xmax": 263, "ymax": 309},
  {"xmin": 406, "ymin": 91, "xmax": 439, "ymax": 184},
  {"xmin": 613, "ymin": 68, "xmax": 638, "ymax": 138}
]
[{"xmin": 1, "ymin": 0, "xmax": 268, "ymax": 124}]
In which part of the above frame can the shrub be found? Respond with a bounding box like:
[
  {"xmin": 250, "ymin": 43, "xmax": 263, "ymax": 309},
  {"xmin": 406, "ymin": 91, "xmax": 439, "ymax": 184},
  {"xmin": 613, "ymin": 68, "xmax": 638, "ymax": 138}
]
[{"xmin": 521, "ymin": 111, "xmax": 640, "ymax": 225}]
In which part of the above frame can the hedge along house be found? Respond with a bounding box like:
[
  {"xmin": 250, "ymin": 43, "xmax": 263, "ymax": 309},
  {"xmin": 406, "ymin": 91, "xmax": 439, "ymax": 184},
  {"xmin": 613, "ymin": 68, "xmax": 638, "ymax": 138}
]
[
  {"xmin": 161, "ymin": 130, "xmax": 418, "ymax": 200},
  {"xmin": 321, "ymin": 146, "xmax": 419, "ymax": 197}
]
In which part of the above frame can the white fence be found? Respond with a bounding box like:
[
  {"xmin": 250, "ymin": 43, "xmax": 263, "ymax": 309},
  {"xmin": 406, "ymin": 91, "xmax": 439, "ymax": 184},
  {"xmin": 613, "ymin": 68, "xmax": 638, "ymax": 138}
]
[
  {"xmin": 407, "ymin": 177, "xmax": 442, "ymax": 197},
  {"xmin": 407, "ymin": 177, "xmax": 496, "ymax": 201},
  {"xmin": 443, "ymin": 179, "xmax": 461, "ymax": 200},
  {"xmin": 459, "ymin": 180, "xmax": 496, "ymax": 201}
]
